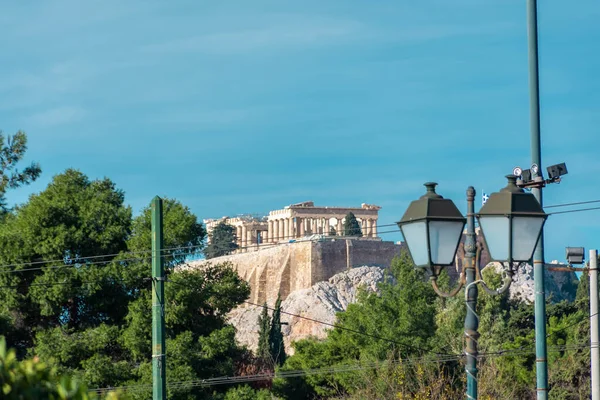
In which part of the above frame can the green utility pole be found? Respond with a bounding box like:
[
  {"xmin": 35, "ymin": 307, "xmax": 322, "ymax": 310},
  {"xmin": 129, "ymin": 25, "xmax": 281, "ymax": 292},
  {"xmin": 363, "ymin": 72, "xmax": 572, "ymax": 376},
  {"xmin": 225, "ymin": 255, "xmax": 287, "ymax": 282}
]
[
  {"xmin": 464, "ymin": 187, "xmax": 479, "ymax": 400},
  {"xmin": 151, "ymin": 196, "xmax": 166, "ymax": 400},
  {"xmin": 526, "ymin": 1, "xmax": 548, "ymax": 398}
]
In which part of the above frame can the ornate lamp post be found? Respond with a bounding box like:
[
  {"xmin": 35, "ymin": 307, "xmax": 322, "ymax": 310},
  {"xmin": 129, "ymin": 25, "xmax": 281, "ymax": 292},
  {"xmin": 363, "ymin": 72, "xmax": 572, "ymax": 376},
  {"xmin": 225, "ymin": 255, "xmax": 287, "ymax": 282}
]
[
  {"xmin": 476, "ymin": 175, "xmax": 547, "ymax": 264},
  {"xmin": 397, "ymin": 175, "xmax": 547, "ymax": 400}
]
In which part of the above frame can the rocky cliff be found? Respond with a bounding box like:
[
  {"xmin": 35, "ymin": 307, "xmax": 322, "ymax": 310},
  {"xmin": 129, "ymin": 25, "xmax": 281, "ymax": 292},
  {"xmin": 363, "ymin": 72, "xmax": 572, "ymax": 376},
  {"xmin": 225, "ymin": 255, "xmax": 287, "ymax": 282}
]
[
  {"xmin": 228, "ymin": 263, "xmax": 579, "ymax": 355},
  {"xmin": 227, "ymin": 266, "xmax": 386, "ymax": 355}
]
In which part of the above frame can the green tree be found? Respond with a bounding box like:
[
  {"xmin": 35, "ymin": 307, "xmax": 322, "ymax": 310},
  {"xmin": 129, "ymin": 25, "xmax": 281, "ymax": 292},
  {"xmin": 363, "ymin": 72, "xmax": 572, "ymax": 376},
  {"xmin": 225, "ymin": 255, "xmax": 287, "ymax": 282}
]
[
  {"xmin": 0, "ymin": 336, "xmax": 122, "ymax": 399},
  {"xmin": 205, "ymin": 221, "xmax": 239, "ymax": 259},
  {"xmin": 343, "ymin": 212, "xmax": 362, "ymax": 237},
  {"xmin": 0, "ymin": 169, "xmax": 132, "ymax": 354},
  {"xmin": 0, "ymin": 130, "xmax": 42, "ymax": 213},
  {"xmin": 269, "ymin": 294, "xmax": 286, "ymax": 367},
  {"xmin": 0, "ymin": 169, "xmax": 251, "ymax": 399},
  {"xmin": 224, "ymin": 385, "xmax": 271, "ymax": 400},
  {"xmin": 274, "ymin": 251, "xmax": 441, "ymax": 399},
  {"xmin": 256, "ymin": 303, "xmax": 271, "ymax": 362},
  {"xmin": 124, "ymin": 263, "xmax": 251, "ymax": 399}
]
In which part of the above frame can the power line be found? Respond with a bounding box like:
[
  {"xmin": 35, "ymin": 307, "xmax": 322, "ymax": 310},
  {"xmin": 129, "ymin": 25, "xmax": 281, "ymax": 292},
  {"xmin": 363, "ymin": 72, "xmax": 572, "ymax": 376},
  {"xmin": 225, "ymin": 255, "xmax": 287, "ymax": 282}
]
[
  {"xmin": 548, "ymin": 206, "xmax": 600, "ymax": 216},
  {"xmin": 0, "ymin": 255, "xmax": 153, "ymax": 275},
  {"xmin": 165, "ymin": 279, "xmax": 445, "ymax": 357},
  {"xmin": 88, "ymin": 342, "xmax": 589, "ymax": 394},
  {"xmin": 546, "ymin": 311, "xmax": 598, "ymax": 339},
  {"xmin": 0, "ymin": 250, "xmax": 193, "ymax": 276},
  {"xmin": 0, "ymin": 244, "xmax": 204, "ymax": 272},
  {"xmin": 0, "ymin": 278, "xmax": 131, "ymax": 290},
  {"xmin": 545, "ymin": 199, "xmax": 600, "ymax": 209},
  {"xmin": 89, "ymin": 354, "xmax": 463, "ymax": 394},
  {"xmin": 242, "ymin": 299, "xmax": 443, "ymax": 356}
]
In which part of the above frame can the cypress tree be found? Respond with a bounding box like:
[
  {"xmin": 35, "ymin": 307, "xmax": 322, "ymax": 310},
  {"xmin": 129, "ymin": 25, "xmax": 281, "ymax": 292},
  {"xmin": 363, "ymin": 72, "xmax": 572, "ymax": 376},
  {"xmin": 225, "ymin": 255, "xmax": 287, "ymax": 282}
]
[
  {"xmin": 343, "ymin": 212, "xmax": 362, "ymax": 237},
  {"xmin": 269, "ymin": 294, "xmax": 286, "ymax": 366},
  {"xmin": 257, "ymin": 302, "xmax": 271, "ymax": 362},
  {"xmin": 204, "ymin": 221, "xmax": 239, "ymax": 259}
]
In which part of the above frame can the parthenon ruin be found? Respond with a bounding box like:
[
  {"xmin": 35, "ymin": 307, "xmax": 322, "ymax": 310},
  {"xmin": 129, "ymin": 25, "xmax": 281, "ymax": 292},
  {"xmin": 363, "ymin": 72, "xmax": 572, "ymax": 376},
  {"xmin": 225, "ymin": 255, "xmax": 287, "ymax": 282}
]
[{"xmin": 203, "ymin": 201, "xmax": 381, "ymax": 249}]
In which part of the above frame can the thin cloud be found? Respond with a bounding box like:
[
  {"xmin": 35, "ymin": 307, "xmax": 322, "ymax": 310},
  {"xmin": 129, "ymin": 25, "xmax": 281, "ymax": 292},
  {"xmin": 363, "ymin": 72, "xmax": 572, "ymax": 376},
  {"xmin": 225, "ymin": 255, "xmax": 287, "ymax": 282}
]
[
  {"xmin": 140, "ymin": 19, "xmax": 362, "ymax": 54},
  {"xmin": 28, "ymin": 106, "xmax": 86, "ymax": 127}
]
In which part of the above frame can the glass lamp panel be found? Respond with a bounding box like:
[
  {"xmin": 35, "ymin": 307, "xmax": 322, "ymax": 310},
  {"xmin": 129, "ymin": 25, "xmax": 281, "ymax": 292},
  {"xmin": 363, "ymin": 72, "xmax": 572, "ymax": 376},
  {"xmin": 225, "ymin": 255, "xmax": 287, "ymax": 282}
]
[
  {"xmin": 478, "ymin": 216, "xmax": 510, "ymax": 261},
  {"xmin": 512, "ymin": 216, "xmax": 545, "ymax": 261},
  {"xmin": 401, "ymin": 221, "xmax": 429, "ymax": 266},
  {"xmin": 428, "ymin": 220, "xmax": 464, "ymax": 265}
]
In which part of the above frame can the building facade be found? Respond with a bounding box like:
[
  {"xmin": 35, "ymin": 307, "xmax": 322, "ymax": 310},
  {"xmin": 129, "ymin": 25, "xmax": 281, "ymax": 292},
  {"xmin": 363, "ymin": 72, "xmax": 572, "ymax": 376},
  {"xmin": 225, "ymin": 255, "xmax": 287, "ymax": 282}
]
[{"xmin": 203, "ymin": 201, "xmax": 381, "ymax": 250}]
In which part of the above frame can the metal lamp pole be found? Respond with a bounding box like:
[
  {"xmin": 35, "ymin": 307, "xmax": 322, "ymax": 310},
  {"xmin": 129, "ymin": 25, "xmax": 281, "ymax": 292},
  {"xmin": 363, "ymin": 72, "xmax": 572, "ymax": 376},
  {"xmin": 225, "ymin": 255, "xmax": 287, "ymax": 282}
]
[
  {"xmin": 463, "ymin": 187, "xmax": 479, "ymax": 399},
  {"xmin": 526, "ymin": 0, "xmax": 548, "ymax": 397}
]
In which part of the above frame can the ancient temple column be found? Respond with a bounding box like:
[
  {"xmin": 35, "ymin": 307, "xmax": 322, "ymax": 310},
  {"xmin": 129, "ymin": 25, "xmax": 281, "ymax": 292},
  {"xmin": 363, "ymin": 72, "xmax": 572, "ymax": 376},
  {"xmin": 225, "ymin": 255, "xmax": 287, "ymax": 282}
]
[
  {"xmin": 267, "ymin": 221, "xmax": 273, "ymax": 243},
  {"xmin": 273, "ymin": 220, "xmax": 279, "ymax": 242},
  {"xmin": 372, "ymin": 220, "xmax": 378, "ymax": 237},
  {"xmin": 289, "ymin": 217, "xmax": 294, "ymax": 239},
  {"xmin": 283, "ymin": 219, "xmax": 290, "ymax": 240},
  {"xmin": 241, "ymin": 225, "xmax": 247, "ymax": 248},
  {"xmin": 324, "ymin": 218, "xmax": 330, "ymax": 236},
  {"xmin": 367, "ymin": 219, "xmax": 373, "ymax": 237},
  {"xmin": 337, "ymin": 218, "xmax": 343, "ymax": 235},
  {"xmin": 279, "ymin": 219, "xmax": 285, "ymax": 240},
  {"xmin": 236, "ymin": 226, "xmax": 242, "ymax": 246},
  {"xmin": 298, "ymin": 217, "xmax": 305, "ymax": 236},
  {"xmin": 247, "ymin": 229, "xmax": 252, "ymax": 246}
]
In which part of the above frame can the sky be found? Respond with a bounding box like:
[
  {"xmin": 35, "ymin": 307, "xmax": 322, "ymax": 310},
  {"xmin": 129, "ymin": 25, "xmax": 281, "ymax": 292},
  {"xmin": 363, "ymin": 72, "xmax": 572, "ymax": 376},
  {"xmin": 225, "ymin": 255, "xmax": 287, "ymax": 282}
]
[{"xmin": 1, "ymin": 0, "xmax": 599, "ymax": 264}]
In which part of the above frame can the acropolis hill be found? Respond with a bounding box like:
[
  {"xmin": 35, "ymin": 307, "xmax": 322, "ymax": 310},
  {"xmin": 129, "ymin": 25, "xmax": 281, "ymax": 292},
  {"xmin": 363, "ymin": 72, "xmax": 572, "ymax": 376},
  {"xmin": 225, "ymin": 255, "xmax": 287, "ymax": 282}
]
[{"xmin": 191, "ymin": 201, "xmax": 403, "ymax": 306}]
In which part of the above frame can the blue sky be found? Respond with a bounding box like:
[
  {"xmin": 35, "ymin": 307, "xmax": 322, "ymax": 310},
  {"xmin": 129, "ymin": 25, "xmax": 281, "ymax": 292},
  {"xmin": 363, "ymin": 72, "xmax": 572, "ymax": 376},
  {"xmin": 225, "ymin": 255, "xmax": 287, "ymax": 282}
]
[{"xmin": 1, "ymin": 0, "xmax": 599, "ymax": 263}]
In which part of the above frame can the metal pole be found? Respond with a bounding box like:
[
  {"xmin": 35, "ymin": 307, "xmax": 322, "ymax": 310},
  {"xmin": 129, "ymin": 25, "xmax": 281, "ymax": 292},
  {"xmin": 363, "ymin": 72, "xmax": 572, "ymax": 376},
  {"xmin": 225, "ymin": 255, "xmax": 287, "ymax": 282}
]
[
  {"xmin": 526, "ymin": 0, "xmax": 548, "ymax": 397},
  {"xmin": 591, "ymin": 249, "xmax": 599, "ymax": 399},
  {"xmin": 151, "ymin": 196, "xmax": 166, "ymax": 400},
  {"xmin": 464, "ymin": 187, "xmax": 479, "ymax": 399}
]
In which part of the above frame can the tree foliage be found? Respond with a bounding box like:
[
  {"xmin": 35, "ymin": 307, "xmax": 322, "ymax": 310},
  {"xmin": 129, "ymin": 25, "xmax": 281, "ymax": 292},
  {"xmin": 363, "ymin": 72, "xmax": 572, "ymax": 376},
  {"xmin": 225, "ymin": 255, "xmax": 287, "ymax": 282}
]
[
  {"xmin": 273, "ymin": 254, "xmax": 588, "ymax": 399},
  {"xmin": 204, "ymin": 221, "xmax": 238, "ymax": 259},
  {"xmin": 269, "ymin": 294, "xmax": 286, "ymax": 367},
  {"xmin": 0, "ymin": 130, "xmax": 42, "ymax": 212},
  {"xmin": 343, "ymin": 212, "xmax": 362, "ymax": 237},
  {"xmin": 273, "ymin": 252, "xmax": 448, "ymax": 399},
  {"xmin": 257, "ymin": 303, "xmax": 271, "ymax": 362},
  {"xmin": 0, "ymin": 169, "xmax": 255, "ymax": 399},
  {"xmin": 0, "ymin": 169, "xmax": 133, "ymax": 353},
  {"xmin": 0, "ymin": 336, "xmax": 121, "ymax": 399}
]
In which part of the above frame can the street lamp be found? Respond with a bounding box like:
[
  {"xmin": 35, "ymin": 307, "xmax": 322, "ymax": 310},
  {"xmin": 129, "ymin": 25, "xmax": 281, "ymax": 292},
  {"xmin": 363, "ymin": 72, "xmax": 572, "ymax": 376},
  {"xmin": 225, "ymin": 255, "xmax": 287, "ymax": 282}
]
[
  {"xmin": 398, "ymin": 182, "xmax": 466, "ymax": 269},
  {"xmin": 477, "ymin": 175, "xmax": 547, "ymax": 264},
  {"xmin": 397, "ymin": 176, "xmax": 547, "ymax": 400}
]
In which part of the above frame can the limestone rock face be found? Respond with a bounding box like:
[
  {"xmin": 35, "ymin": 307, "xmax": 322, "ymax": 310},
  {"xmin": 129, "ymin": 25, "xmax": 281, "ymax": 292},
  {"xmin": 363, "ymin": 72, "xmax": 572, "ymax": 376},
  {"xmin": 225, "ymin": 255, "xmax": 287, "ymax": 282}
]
[
  {"xmin": 488, "ymin": 262, "xmax": 578, "ymax": 303},
  {"xmin": 227, "ymin": 263, "xmax": 579, "ymax": 356},
  {"xmin": 227, "ymin": 266, "xmax": 386, "ymax": 355}
]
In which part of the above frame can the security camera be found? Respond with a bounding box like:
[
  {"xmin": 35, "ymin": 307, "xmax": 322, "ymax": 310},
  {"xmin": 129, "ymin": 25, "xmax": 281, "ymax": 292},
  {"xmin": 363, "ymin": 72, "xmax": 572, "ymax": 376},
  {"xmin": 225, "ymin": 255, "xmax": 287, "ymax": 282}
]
[
  {"xmin": 566, "ymin": 247, "xmax": 585, "ymax": 265},
  {"xmin": 547, "ymin": 163, "xmax": 568, "ymax": 180}
]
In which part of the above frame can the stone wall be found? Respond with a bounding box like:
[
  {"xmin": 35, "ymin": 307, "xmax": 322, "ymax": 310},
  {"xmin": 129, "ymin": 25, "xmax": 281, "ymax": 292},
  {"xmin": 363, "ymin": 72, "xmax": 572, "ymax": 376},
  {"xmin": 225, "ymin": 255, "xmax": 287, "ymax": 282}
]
[{"xmin": 186, "ymin": 239, "xmax": 403, "ymax": 306}]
